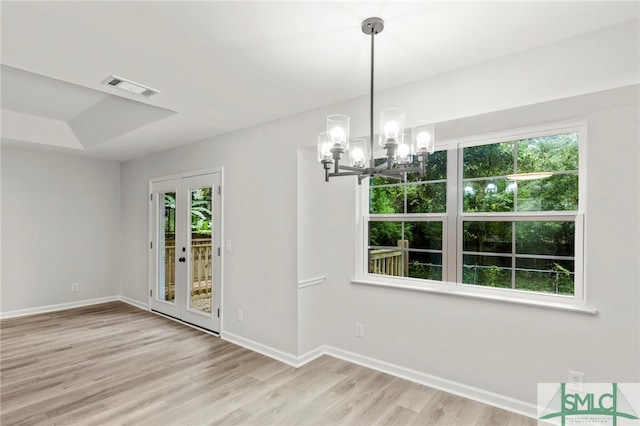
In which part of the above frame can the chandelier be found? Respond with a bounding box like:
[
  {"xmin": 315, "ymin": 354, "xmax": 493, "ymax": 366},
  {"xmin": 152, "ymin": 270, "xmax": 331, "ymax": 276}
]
[{"xmin": 318, "ymin": 17, "xmax": 435, "ymax": 184}]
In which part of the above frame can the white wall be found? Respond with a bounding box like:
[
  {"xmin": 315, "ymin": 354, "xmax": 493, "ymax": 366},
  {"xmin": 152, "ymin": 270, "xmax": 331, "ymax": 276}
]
[
  {"xmin": 295, "ymin": 20, "xmax": 639, "ymax": 410},
  {"xmin": 1, "ymin": 147, "xmax": 121, "ymax": 313},
  {"xmin": 0, "ymin": 16, "xmax": 634, "ymax": 415},
  {"xmin": 319, "ymin": 94, "xmax": 639, "ymax": 408},
  {"xmin": 120, "ymin": 118, "xmax": 302, "ymax": 355},
  {"xmin": 119, "ymin": 19, "xmax": 639, "ymax": 412},
  {"xmin": 296, "ymin": 148, "xmax": 329, "ymax": 355}
]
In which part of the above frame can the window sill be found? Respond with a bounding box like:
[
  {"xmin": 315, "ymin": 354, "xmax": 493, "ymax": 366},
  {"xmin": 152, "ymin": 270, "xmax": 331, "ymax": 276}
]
[{"xmin": 351, "ymin": 278, "xmax": 598, "ymax": 315}]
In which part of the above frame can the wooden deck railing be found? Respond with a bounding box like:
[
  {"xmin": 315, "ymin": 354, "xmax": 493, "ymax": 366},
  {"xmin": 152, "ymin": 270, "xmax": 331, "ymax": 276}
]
[
  {"xmin": 190, "ymin": 242, "xmax": 212, "ymax": 296},
  {"xmin": 369, "ymin": 240, "xmax": 408, "ymax": 277},
  {"xmin": 163, "ymin": 240, "xmax": 212, "ymax": 299},
  {"xmin": 165, "ymin": 246, "xmax": 176, "ymax": 299}
]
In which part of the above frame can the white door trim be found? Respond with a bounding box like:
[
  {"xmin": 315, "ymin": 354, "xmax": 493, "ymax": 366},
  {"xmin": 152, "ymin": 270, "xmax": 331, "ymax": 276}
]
[{"xmin": 148, "ymin": 168, "xmax": 224, "ymax": 333}]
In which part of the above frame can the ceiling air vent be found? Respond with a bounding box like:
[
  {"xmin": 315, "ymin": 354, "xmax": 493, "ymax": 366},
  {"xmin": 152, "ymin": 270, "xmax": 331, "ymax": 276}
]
[{"xmin": 101, "ymin": 75, "xmax": 159, "ymax": 99}]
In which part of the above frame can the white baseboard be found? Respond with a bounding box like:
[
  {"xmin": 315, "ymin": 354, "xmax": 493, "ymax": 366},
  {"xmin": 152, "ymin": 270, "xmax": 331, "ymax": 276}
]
[
  {"xmin": 119, "ymin": 296, "xmax": 149, "ymax": 311},
  {"xmin": 221, "ymin": 330, "xmax": 302, "ymax": 367},
  {"xmin": 215, "ymin": 334, "xmax": 536, "ymax": 419},
  {"xmin": 296, "ymin": 346, "xmax": 327, "ymax": 366},
  {"xmin": 322, "ymin": 346, "xmax": 537, "ymax": 420},
  {"xmin": 0, "ymin": 298, "xmax": 536, "ymax": 419},
  {"xmin": 0, "ymin": 296, "xmax": 120, "ymax": 319}
]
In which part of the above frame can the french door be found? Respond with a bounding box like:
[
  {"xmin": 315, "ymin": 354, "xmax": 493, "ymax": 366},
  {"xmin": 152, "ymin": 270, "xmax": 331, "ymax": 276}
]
[{"xmin": 149, "ymin": 172, "xmax": 222, "ymax": 333}]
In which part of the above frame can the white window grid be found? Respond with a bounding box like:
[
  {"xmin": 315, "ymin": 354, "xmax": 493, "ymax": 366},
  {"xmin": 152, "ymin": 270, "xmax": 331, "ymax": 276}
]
[{"xmin": 359, "ymin": 120, "xmax": 587, "ymax": 305}]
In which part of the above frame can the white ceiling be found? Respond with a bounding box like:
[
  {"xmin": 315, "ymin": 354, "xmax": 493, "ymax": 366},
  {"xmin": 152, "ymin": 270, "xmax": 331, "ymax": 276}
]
[{"xmin": 1, "ymin": 1, "xmax": 638, "ymax": 161}]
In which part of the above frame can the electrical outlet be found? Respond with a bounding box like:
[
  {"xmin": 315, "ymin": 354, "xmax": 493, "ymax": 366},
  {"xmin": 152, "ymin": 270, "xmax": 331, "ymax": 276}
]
[
  {"xmin": 71, "ymin": 283, "xmax": 79, "ymax": 292},
  {"xmin": 355, "ymin": 323, "xmax": 364, "ymax": 338},
  {"xmin": 237, "ymin": 309, "xmax": 243, "ymax": 322},
  {"xmin": 568, "ymin": 370, "xmax": 584, "ymax": 392}
]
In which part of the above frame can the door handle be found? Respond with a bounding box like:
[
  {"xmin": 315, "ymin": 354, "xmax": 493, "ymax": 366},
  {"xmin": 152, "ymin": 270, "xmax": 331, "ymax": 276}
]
[{"xmin": 179, "ymin": 257, "xmax": 186, "ymax": 262}]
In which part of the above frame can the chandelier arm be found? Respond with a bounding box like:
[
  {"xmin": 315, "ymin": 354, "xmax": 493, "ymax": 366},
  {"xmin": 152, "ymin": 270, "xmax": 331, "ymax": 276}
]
[
  {"xmin": 322, "ymin": 160, "xmax": 332, "ymax": 182},
  {"xmin": 375, "ymin": 171, "xmax": 403, "ymax": 180},
  {"xmin": 338, "ymin": 165, "xmax": 368, "ymax": 172},
  {"xmin": 328, "ymin": 171, "xmax": 366, "ymax": 178},
  {"xmin": 374, "ymin": 162, "xmax": 390, "ymax": 171},
  {"xmin": 394, "ymin": 167, "xmax": 422, "ymax": 174},
  {"xmin": 369, "ymin": 165, "xmax": 424, "ymax": 175},
  {"xmin": 354, "ymin": 166, "xmax": 418, "ymax": 175},
  {"xmin": 418, "ymin": 154, "xmax": 428, "ymax": 176}
]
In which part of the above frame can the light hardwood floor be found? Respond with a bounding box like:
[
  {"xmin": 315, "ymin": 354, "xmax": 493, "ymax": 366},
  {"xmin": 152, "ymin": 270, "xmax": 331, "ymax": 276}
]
[{"xmin": 0, "ymin": 302, "xmax": 535, "ymax": 425}]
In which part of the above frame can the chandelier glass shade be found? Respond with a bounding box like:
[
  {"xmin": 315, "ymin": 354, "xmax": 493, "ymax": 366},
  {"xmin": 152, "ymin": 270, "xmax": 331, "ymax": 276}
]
[{"xmin": 318, "ymin": 17, "xmax": 435, "ymax": 184}]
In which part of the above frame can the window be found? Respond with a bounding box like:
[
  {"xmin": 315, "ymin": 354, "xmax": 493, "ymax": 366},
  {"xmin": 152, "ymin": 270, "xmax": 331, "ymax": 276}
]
[
  {"xmin": 363, "ymin": 122, "xmax": 585, "ymax": 303},
  {"xmin": 368, "ymin": 151, "xmax": 447, "ymax": 281}
]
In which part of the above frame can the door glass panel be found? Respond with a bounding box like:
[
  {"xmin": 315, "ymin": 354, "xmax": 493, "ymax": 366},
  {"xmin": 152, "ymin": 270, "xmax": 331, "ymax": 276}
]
[
  {"xmin": 158, "ymin": 192, "xmax": 176, "ymax": 302},
  {"xmin": 190, "ymin": 187, "xmax": 213, "ymax": 314}
]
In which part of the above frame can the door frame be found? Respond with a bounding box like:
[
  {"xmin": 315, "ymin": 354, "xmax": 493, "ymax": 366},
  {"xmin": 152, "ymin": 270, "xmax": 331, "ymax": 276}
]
[{"xmin": 147, "ymin": 167, "xmax": 224, "ymax": 333}]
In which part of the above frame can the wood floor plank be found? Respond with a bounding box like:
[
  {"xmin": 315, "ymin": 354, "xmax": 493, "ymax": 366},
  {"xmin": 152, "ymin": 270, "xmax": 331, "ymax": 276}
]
[
  {"xmin": 0, "ymin": 302, "xmax": 536, "ymax": 425},
  {"xmin": 395, "ymin": 381, "xmax": 440, "ymax": 412},
  {"xmin": 242, "ymin": 356, "xmax": 352, "ymax": 424},
  {"xmin": 208, "ymin": 407, "xmax": 255, "ymax": 425},
  {"xmin": 507, "ymin": 412, "xmax": 538, "ymax": 426},
  {"xmin": 410, "ymin": 392, "xmax": 478, "ymax": 425},
  {"xmin": 373, "ymin": 405, "xmax": 418, "ymax": 426},
  {"xmin": 473, "ymin": 406, "xmax": 516, "ymax": 426},
  {"xmin": 334, "ymin": 376, "xmax": 414, "ymax": 426}
]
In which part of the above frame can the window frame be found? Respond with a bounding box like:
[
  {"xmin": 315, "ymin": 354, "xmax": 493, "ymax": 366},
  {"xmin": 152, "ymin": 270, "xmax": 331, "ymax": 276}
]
[{"xmin": 355, "ymin": 120, "xmax": 590, "ymax": 310}]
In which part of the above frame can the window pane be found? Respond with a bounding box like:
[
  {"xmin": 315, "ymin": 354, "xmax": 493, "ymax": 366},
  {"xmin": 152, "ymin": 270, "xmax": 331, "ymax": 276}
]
[
  {"xmin": 515, "ymin": 258, "xmax": 574, "ymax": 295},
  {"xmin": 407, "ymin": 183, "xmax": 446, "ymax": 213},
  {"xmin": 463, "ymin": 142, "xmax": 514, "ymax": 179},
  {"xmin": 190, "ymin": 188, "xmax": 213, "ymax": 314},
  {"xmin": 370, "ymin": 186, "xmax": 404, "ymax": 214},
  {"xmin": 462, "ymin": 255, "xmax": 512, "ymax": 288},
  {"xmin": 463, "ymin": 221, "xmax": 512, "ymax": 253},
  {"xmin": 408, "ymin": 252, "xmax": 442, "ymax": 281},
  {"xmin": 369, "ymin": 221, "xmax": 402, "ymax": 247},
  {"xmin": 517, "ymin": 133, "xmax": 579, "ymax": 173},
  {"xmin": 517, "ymin": 174, "xmax": 578, "ymax": 212},
  {"xmin": 158, "ymin": 192, "xmax": 176, "ymax": 303},
  {"xmin": 405, "ymin": 221, "xmax": 443, "ymax": 250},
  {"xmin": 515, "ymin": 221, "xmax": 575, "ymax": 256},
  {"xmin": 462, "ymin": 179, "xmax": 514, "ymax": 212}
]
